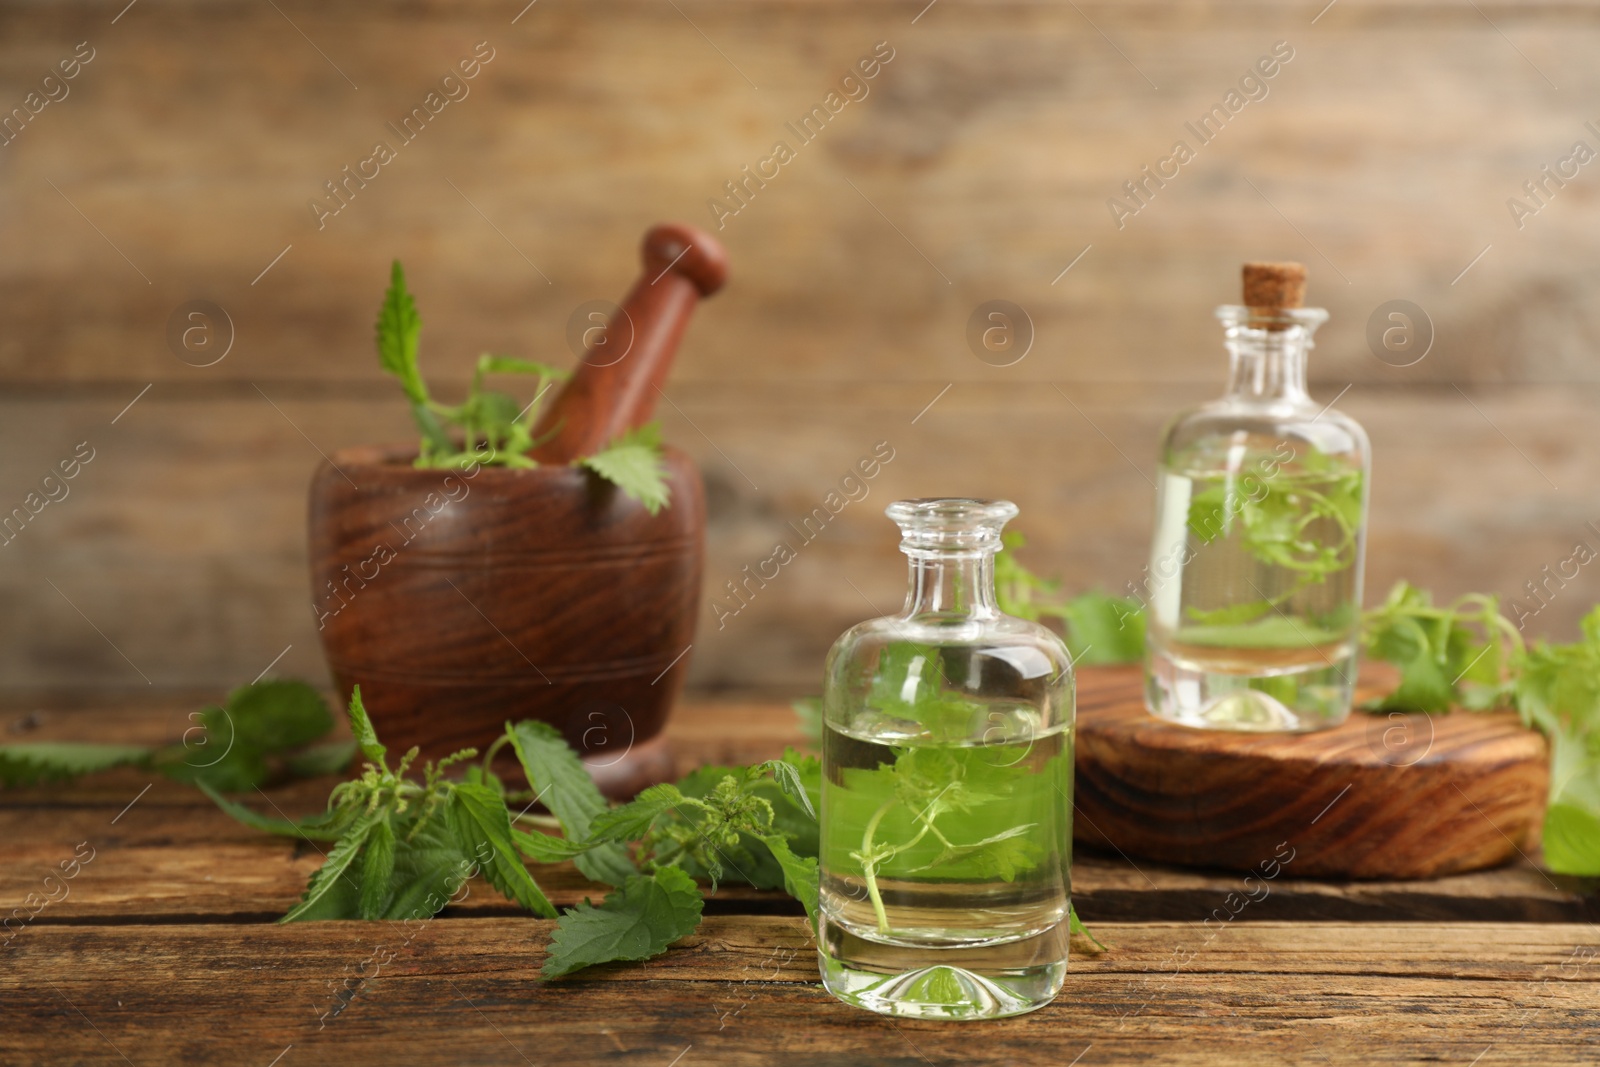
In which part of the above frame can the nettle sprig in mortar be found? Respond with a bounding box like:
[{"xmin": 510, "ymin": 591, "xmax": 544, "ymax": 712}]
[{"xmin": 376, "ymin": 261, "xmax": 670, "ymax": 514}]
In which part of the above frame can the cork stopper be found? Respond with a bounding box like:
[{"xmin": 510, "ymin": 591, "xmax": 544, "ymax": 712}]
[{"xmin": 1241, "ymin": 261, "xmax": 1307, "ymax": 310}]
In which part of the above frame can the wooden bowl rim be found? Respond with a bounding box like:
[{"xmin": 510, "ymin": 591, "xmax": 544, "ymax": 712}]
[{"xmin": 325, "ymin": 441, "xmax": 697, "ymax": 480}]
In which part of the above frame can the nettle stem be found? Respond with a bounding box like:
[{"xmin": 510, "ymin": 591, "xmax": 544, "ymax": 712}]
[{"xmin": 859, "ymin": 799, "xmax": 896, "ymax": 935}]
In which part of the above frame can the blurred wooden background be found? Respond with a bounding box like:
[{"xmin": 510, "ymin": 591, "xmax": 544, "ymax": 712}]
[{"xmin": 2, "ymin": 0, "xmax": 1598, "ymax": 697}]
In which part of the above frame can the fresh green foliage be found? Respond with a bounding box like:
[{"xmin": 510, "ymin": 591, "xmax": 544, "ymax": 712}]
[
  {"xmin": 1360, "ymin": 582, "xmax": 1521, "ymax": 713},
  {"xmin": 160, "ymin": 680, "xmax": 343, "ymax": 792},
  {"xmin": 1317, "ymin": 581, "xmax": 1600, "ymax": 876},
  {"xmin": 1512, "ymin": 607, "xmax": 1600, "ymax": 875},
  {"xmin": 503, "ymin": 720, "xmax": 636, "ymax": 886},
  {"xmin": 345, "ymin": 686, "xmax": 388, "ymax": 765},
  {"xmin": 200, "ymin": 701, "xmax": 821, "ymax": 977},
  {"xmin": 589, "ymin": 759, "xmax": 816, "ymax": 892},
  {"xmin": 211, "ymin": 688, "xmax": 555, "ymax": 924},
  {"xmin": 449, "ymin": 780, "xmax": 556, "ymax": 917},
  {"xmin": 1181, "ymin": 448, "xmax": 1364, "ymax": 628},
  {"xmin": 372, "ymin": 260, "xmax": 671, "ymax": 511},
  {"xmin": 1069, "ymin": 903, "xmax": 1106, "ymax": 952},
  {"xmin": 0, "ymin": 680, "xmax": 353, "ymax": 791},
  {"xmin": 754, "ymin": 831, "xmax": 820, "ymax": 922},
  {"xmin": 1186, "ymin": 456, "xmax": 1362, "ymax": 577},
  {"xmin": 995, "ymin": 532, "xmax": 1145, "ymax": 664},
  {"xmin": 198, "ymin": 782, "xmax": 352, "ymax": 841},
  {"xmin": 577, "ymin": 423, "xmax": 671, "ymax": 516},
  {"xmin": 0, "ymin": 743, "xmax": 152, "ymax": 786},
  {"xmin": 537, "ymin": 753, "xmax": 822, "ymax": 975},
  {"xmin": 643, "ymin": 751, "xmax": 821, "ymax": 896},
  {"xmin": 826, "ymin": 733, "xmax": 1068, "ymax": 935},
  {"xmin": 1542, "ymin": 803, "xmax": 1600, "ymax": 878},
  {"xmin": 541, "ymin": 866, "xmax": 704, "ymax": 979}
]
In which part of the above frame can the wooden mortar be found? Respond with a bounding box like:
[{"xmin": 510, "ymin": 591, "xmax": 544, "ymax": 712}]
[{"xmin": 309, "ymin": 224, "xmax": 727, "ymax": 796}]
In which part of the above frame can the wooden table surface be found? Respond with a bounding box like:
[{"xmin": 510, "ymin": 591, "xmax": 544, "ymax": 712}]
[{"xmin": 3, "ymin": 675, "xmax": 1598, "ymax": 1066}]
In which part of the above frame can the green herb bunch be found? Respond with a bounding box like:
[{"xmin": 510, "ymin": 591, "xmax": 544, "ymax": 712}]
[
  {"xmin": 200, "ymin": 688, "xmax": 822, "ymax": 978},
  {"xmin": 376, "ymin": 261, "xmax": 670, "ymax": 514},
  {"xmin": 1361, "ymin": 582, "xmax": 1600, "ymax": 875},
  {"xmin": 994, "ymin": 531, "xmax": 1146, "ymax": 665},
  {"xmin": 1181, "ymin": 446, "xmax": 1365, "ymax": 628},
  {"xmin": 0, "ymin": 679, "xmax": 824, "ymax": 977}
]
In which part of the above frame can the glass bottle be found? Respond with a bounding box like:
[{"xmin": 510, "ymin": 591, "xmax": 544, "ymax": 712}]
[
  {"xmin": 1142, "ymin": 262, "xmax": 1370, "ymax": 732},
  {"xmin": 817, "ymin": 499, "xmax": 1075, "ymax": 1020}
]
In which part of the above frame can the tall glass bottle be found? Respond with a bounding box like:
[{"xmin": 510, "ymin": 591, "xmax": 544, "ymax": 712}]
[
  {"xmin": 817, "ymin": 499, "xmax": 1075, "ymax": 1020},
  {"xmin": 1143, "ymin": 262, "xmax": 1370, "ymax": 732}
]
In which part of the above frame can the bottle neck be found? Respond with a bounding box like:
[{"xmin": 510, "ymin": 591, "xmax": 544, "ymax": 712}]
[
  {"xmin": 902, "ymin": 550, "xmax": 1000, "ymax": 621},
  {"xmin": 1216, "ymin": 306, "xmax": 1326, "ymax": 408},
  {"xmin": 1224, "ymin": 328, "xmax": 1311, "ymax": 405}
]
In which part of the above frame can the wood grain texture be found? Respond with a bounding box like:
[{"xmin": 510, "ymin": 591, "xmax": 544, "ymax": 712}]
[
  {"xmin": 4, "ymin": 1, "xmax": 1600, "ymax": 694},
  {"xmin": 1075, "ymin": 667, "xmax": 1550, "ymax": 879},
  {"xmin": 3, "ymin": 920, "xmax": 1598, "ymax": 1067}
]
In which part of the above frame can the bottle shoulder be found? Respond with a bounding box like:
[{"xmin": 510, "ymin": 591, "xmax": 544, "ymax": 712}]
[
  {"xmin": 826, "ymin": 614, "xmax": 1075, "ymax": 679},
  {"xmin": 1159, "ymin": 400, "xmax": 1369, "ymax": 466}
]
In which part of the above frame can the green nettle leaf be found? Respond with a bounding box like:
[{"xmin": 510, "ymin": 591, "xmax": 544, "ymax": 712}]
[
  {"xmin": 224, "ymin": 680, "xmax": 334, "ymax": 751},
  {"xmin": 476, "ymin": 355, "xmax": 566, "ymax": 380},
  {"xmin": 1, "ymin": 681, "xmax": 343, "ymax": 793},
  {"xmin": 1360, "ymin": 583, "xmax": 1520, "ymax": 715},
  {"xmin": 541, "ymin": 866, "xmax": 705, "ymax": 980},
  {"xmin": 448, "ymin": 782, "xmax": 556, "ymax": 918},
  {"xmin": 1068, "ymin": 903, "xmax": 1106, "ymax": 952},
  {"xmin": 283, "ymin": 809, "xmax": 382, "ymax": 923},
  {"xmin": 754, "ymin": 832, "xmax": 818, "ymax": 924},
  {"xmin": 284, "ymin": 741, "xmax": 359, "ymax": 779},
  {"xmin": 158, "ymin": 680, "xmax": 338, "ymax": 792},
  {"xmin": 577, "ymin": 423, "xmax": 671, "ymax": 515},
  {"xmin": 762, "ymin": 758, "xmax": 818, "ymax": 821},
  {"xmin": 1541, "ymin": 803, "xmax": 1600, "ymax": 877},
  {"xmin": 585, "ymin": 784, "xmax": 685, "ymax": 846},
  {"xmin": 345, "ymin": 687, "xmax": 388, "ymax": 768},
  {"xmin": 359, "ymin": 815, "xmax": 397, "ymax": 920},
  {"xmin": 1057, "ymin": 590, "xmax": 1147, "ymax": 665},
  {"xmin": 993, "ymin": 531, "xmax": 1143, "ymax": 665},
  {"xmin": 511, "ymin": 827, "xmax": 592, "ymax": 863},
  {"xmin": 0, "ymin": 743, "xmax": 151, "ymax": 787},
  {"xmin": 154, "ymin": 707, "xmax": 270, "ymax": 793},
  {"xmin": 662, "ymin": 759, "xmax": 817, "ymax": 892},
  {"xmin": 383, "ymin": 816, "xmax": 474, "ymax": 922},
  {"xmin": 506, "ymin": 720, "xmax": 636, "ymax": 886},
  {"xmin": 376, "ymin": 260, "xmax": 426, "ymax": 406}
]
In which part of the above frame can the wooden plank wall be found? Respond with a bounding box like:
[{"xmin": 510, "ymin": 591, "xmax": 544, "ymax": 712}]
[{"xmin": 2, "ymin": 0, "xmax": 1598, "ymax": 695}]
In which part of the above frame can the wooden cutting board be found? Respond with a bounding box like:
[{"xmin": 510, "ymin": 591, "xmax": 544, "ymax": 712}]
[{"xmin": 1072, "ymin": 666, "xmax": 1549, "ymax": 879}]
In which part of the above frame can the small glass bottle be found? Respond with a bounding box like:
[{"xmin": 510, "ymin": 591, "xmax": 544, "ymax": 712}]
[
  {"xmin": 817, "ymin": 499, "xmax": 1075, "ymax": 1020},
  {"xmin": 1143, "ymin": 262, "xmax": 1370, "ymax": 732}
]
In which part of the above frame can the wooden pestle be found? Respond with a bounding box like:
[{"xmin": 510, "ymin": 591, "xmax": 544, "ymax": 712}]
[{"xmin": 531, "ymin": 223, "xmax": 728, "ymax": 463}]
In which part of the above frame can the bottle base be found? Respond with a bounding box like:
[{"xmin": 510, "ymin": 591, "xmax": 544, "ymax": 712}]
[
  {"xmin": 816, "ymin": 914, "xmax": 1065, "ymax": 1020},
  {"xmin": 1144, "ymin": 645, "xmax": 1356, "ymax": 732}
]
